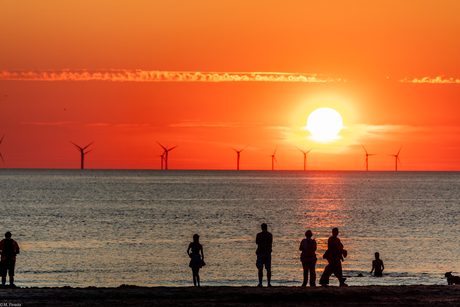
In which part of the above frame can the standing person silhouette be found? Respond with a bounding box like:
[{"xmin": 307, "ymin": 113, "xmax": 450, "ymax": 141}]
[
  {"xmin": 0, "ymin": 232, "xmax": 20, "ymax": 288},
  {"xmin": 299, "ymin": 229, "xmax": 317, "ymax": 287},
  {"xmin": 256, "ymin": 223, "xmax": 273, "ymax": 287},
  {"xmin": 370, "ymin": 252, "xmax": 385, "ymax": 276},
  {"xmin": 187, "ymin": 234, "xmax": 204, "ymax": 287},
  {"xmin": 319, "ymin": 228, "xmax": 348, "ymax": 286}
]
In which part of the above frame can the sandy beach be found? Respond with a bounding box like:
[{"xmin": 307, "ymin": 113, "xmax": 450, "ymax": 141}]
[{"xmin": 1, "ymin": 285, "xmax": 459, "ymax": 306}]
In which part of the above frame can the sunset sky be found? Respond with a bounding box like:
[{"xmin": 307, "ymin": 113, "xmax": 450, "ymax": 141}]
[{"xmin": 1, "ymin": 0, "xmax": 459, "ymax": 170}]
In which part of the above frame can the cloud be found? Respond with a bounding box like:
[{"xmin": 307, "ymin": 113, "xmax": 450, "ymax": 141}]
[
  {"xmin": 170, "ymin": 121, "xmax": 247, "ymax": 128},
  {"xmin": 115, "ymin": 123, "xmax": 150, "ymax": 128},
  {"xmin": 0, "ymin": 69, "xmax": 345, "ymax": 83},
  {"xmin": 86, "ymin": 123, "xmax": 111, "ymax": 127},
  {"xmin": 21, "ymin": 121, "xmax": 78, "ymax": 125},
  {"xmin": 399, "ymin": 76, "xmax": 460, "ymax": 83}
]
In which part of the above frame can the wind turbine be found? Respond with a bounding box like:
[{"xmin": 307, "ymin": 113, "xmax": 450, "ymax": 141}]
[
  {"xmin": 0, "ymin": 134, "xmax": 5, "ymax": 163},
  {"xmin": 71, "ymin": 141, "xmax": 94, "ymax": 169},
  {"xmin": 296, "ymin": 147, "xmax": 312, "ymax": 171},
  {"xmin": 361, "ymin": 144, "xmax": 377, "ymax": 171},
  {"xmin": 231, "ymin": 146, "xmax": 246, "ymax": 170},
  {"xmin": 388, "ymin": 147, "xmax": 402, "ymax": 171},
  {"xmin": 157, "ymin": 142, "xmax": 178, "ymax": 170},
  {"xmin": 271, "ymin": 146, "xmax": 278, "ymax": 171}
]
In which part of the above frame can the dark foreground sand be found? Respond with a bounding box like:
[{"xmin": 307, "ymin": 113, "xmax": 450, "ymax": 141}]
[{"xmin": 1, "ymin": 285, "xmax": 459, "ymax": 306}]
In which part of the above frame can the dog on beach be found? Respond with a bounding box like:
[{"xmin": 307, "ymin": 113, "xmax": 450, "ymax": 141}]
[{"xmin": 444, "ymin": 272, "xmax": 460, "ymax": 285}]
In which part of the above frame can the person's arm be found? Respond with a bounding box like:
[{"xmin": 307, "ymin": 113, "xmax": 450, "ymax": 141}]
[
  {"xmin": 335, "ymin": 239, "xmax": 344, "ymax": 253},
  {"xmin": 200, "ymin": 245, "xmax": 204, "ymax": 261},
  {"xmin": 14, "ymin": 241, "xmax": 20, "ymax": 254},
  {"xmin": 370, "ymin": 260, "xmax": 375, "ymax": 274},
  {"xmin": 187, "ymin": 243, "xmax": 191, "ymax": 258},
  {"xmin": 381, "ymin": 261, "xmax": 384, "ymax": 271},
  {"xmin": 299, "ymin": 241, "xmax": 303, "ymax": 251},
  {"xmin": 0, "ymin": 239, "xmax": 3, "ymax": 253}
]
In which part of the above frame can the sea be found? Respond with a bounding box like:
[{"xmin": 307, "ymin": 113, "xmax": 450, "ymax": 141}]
[{"xmin": 0, "ymin": 169, "xmax": 458, "ymax": 288}]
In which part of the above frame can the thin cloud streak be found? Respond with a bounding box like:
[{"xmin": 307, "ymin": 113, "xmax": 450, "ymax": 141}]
[
  {"xmin": 0, "ymin": 70, "xmax": 345, "ymax": 83},
  {"xmin": 399, "ymin": 76, "xmax": 460, "ymax": 83},
  {"xmin": 21, "ymin": 121, "xmax": 78, "ymax": 126},
  {"xmin": 170, "ymin": 121, "xmax": 247, "ymax": 128}
]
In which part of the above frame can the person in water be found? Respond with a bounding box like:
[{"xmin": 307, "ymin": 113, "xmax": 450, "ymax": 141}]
[
  {"xmin": 187, "ymin": 234, "xmax": 204, "ymax": 286},
  {"xmin": 256, "ymin": 223, "xmax": 273, "ymax": 287},
  {"xmin": 299, "ymin": 229, "xmax": 317, "ymax": 287},
  {"xmin": 0, "ymin": 232, "xmax": 20, "ymax": 288},
  {"xmin": 370, "ymin": 252, "xmax": 384, "ymax": 276},
  {"xmin": 319, "ymin": 227, "xmax": 348, "ymax": 286}
]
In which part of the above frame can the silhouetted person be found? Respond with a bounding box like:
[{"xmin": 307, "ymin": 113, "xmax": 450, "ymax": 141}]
[
  {"xmin": 319, "ymin": 228, "xmax": 347, "ymax": 286},
  {"xmin": 256, "ymin": 223, "xmax": 273, "ymax": 287},
  {"xmin": 299, "ymin": 229, "xmax": 317, "ymax": 287},
  {"xmin": 0, "ymin": 232, "xmax": 20, "ymax": 288},
  {"xmin": 187, "ymin": 234, "xmax": 204, "ymax": 287},
  {"xmin": 370, "ymin": 252, "xmax": 384, "ymax": 276}
]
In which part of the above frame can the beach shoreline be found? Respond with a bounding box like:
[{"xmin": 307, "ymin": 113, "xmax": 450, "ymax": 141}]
[{"xmin": 1, "ymin": 285, "xmax": 459, "ymax": 306}]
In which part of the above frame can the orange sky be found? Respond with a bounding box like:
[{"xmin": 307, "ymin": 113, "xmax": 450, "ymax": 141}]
[{"xmin": 0, "ymin": 0, "xmax": 459, "ymax": 170}]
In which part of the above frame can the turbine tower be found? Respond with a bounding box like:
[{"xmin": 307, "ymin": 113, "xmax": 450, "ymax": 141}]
[
  {"xmin": 0, "ymin": 134, "xmax": 5, "ymax": 163},
  {"xmin": 296, "ymin": 147, "xmax": 312, "ymax": 171},
  {"xmin": 388, "ymin": 147, "xmax": 402, "ymax": 171},
  {"xmin": 159, "ymin": 153, "xmax": 165, "ymax": 170},
  {"xmin": 231, "ymin": 146, "xmax": 246, "ymax": 170},
  {"xmin": 361, "ymin": 144, "xmax": 376, "ymax": 171},
  {"xmin": 71, "ymin": 141, "xmax": 94, "ymax": 169},
  {"xmin": 157, "ymin": 142, "xmax": 178, "ymax": 170},
  {"xmin": 271, "ymin": 146, "xmax": 278, "ymax": 171}
]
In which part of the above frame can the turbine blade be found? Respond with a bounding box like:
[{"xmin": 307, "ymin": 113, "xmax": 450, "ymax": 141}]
[
  {"xmin": 397, "ymin": 146, "xmax": 402, "ymax": 156},
  {"xmin": 0, "ymin": 152, "xmax": 4, "ymax": 163},
  {"xmin": 361, "ymin": 144, "xmax": 368, "ymax": 155},
  {"xmin": 168, "ymin": 145, "xmax": 178, "ymax": 151},
  {"xmin": 70, "ymin": 141, "xmax": 83, "ymax": 150},
  {"xmin": 84, "ymin": 149, "xmax": 94, "ymax": 155},
  {"xmin": 156, "ymin": 141, "xmax": 167, "ymax": 151},
  {"xmin": 0, "ymin": 134, "xmax": 4, "ymax": 145},
  {"xmin": 295, "ymin": 146, "xmax": 305, "ymax": 154},
  {"xmin": 82, "ymin": 142, "xmax": 94, "ymax": 150},
  {"xmin": 306, "ymin": 148, "xmax": 313, "ymax": 154},
  {"xmin": 273, "ymin": 145, "xmax": 278, "ymax": 156}
]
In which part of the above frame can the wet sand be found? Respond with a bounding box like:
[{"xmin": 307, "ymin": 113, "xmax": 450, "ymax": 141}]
[{"xmin": 1, "ymin": 285, "xmax": 460, "ymax": 306}]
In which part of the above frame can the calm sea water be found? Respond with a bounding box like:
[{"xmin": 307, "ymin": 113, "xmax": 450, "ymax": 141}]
[{"xmin": 0, "ymin": 170, "xmax": 459, "ymax": 287}]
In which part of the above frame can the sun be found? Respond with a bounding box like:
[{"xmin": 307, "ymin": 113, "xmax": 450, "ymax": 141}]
[{"xmin": 306, "ymin": 108, "xmax": 343, "ymax": 141}]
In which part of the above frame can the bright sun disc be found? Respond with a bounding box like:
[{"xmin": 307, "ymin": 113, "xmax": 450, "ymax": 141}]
[{"xmin": 307, "ymin": 108, "xmax": 343, "ymax": 140}]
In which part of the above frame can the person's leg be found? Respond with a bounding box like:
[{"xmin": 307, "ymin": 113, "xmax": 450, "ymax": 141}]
[
  {"xmin": 309, "ymin": 260, "xmax": 316, "ymax": 286},
  {"xmin": 9, "ymin": 262, "xmax": 14, "ymax": 286},
  {"xmin": 0, "ymin": 262, "xmax": 5, "ymax": 286},
  {"xmin": 258, "ymin": 269, "xmax": 263, "ymax": 286},
  {"xmin": 301, "ymin": 261, "xmax": 308, "ymax": 286},
  {"xmin": 266, "ymin": 269, "xmax": 271, "ymax": 286},
  {"xmin": 319, "ymin": 263, "xmax": 333, "ymax": 285},
  {"xmin": 192, "ymin": 268, "xmax": 198, "ymax": 286},
  {"xmin": 332, "ymin": 261, "xmax": 347, "ymax": 285},
  {"xmin": 196, "ymin": 268, "xmax": 200, "ymax": 287}
]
